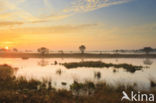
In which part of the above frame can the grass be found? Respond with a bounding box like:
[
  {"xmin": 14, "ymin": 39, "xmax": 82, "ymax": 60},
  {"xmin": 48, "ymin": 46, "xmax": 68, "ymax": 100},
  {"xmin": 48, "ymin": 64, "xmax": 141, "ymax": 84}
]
[
  {"xmin": 56, "ymin": 69, "xmax": 62, "ymax": 75},
  {"xmin": 62, "ymin": 61, "xmax": 143, "ymax": 73},
  {"xmin": 94, "ymin": 72, "xmax": 101, "ymax": 79},
  {"xmin": 0, "ymin": 64, "xmax": 155, "ymax": 103},
  {"xmin": 0, "ymin": 64, "xmax": 15, "ymax": 80},
  {"xmin": 70, "ymin": 81, "xmax": 95, "ymax": 96}
]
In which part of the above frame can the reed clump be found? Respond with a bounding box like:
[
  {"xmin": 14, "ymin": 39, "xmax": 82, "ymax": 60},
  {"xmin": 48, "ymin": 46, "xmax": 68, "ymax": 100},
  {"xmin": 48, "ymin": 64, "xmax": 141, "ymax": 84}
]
[
  {"xmin": 62, "ymin": 61, "xmax": 143, "ymax": 73},
  {"xmin": 0, "ymin": 64, "xmax": 155, "ymax": 103}
]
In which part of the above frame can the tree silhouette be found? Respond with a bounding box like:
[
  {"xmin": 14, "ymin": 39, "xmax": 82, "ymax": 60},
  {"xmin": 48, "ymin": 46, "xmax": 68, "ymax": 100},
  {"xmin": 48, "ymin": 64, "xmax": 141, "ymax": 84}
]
[
  {"xmin": 142, "ymin": 47, "xmax": 153, "ymax": 54},
  {"xmin": 37, "ymin": 47, "xmax": 49, "ymax": 56},
  {"xmin": 58, "ymin": 50, "xmax": 64, "ymax": 54},
  {"xmin": 13, "ymin": 48, "xmax": 18, "ymax": 52},
  {"xmin": 79, "ymin": 45, "xmax": 86, "ymax": 54}
]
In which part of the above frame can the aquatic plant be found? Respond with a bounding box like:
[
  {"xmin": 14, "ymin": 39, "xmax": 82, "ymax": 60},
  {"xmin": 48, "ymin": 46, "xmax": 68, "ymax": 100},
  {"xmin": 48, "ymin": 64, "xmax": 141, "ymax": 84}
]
[
  {"xmin": 56, "ymin": 69, "xmax": 62, "ymax": 75},
  {"xmin": 94, "ymin": 71, "xmax": 101, "ymax": 79},
  {"xmin": 61, "ymin": 82, "xmax": 67, "ymax": 86},
  {"xmin": 70, "ymin": 81, "xmax": 95, "ymax": 96},
  {"xmin": 62, "ymin": 61, "xmax": 143, "ymax": 73}
]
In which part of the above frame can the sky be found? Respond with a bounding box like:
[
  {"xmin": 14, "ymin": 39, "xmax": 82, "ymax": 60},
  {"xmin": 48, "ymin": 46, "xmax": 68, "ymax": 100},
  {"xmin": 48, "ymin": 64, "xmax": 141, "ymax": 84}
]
[{"xmin": 0, "ymin": 0, "xmax": 156, "ymax": 51}]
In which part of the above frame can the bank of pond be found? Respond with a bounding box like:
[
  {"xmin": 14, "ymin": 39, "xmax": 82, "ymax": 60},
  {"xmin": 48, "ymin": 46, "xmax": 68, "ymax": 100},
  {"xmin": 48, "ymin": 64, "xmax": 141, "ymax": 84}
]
[{"xmin": 0, "ymin": 64, "xmax": 155, "ymax": 103}]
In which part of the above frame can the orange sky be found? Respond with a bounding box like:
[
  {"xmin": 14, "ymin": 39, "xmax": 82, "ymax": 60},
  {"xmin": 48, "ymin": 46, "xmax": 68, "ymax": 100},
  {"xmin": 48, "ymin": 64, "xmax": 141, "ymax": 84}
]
[{"xmin": 0, "ymin": 0, "xmax": 156, "ymax": 51}]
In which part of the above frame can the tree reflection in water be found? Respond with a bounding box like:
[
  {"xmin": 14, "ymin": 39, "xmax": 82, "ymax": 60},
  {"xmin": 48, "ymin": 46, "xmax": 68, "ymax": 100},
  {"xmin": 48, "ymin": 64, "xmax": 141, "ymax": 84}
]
[
  {"xmin": 143, "ymin": 58, "xmax": 153, "ymax": 65},
  {"xmin": 38, "ymin": 59, "xmax": 49, "ymax": 67}
]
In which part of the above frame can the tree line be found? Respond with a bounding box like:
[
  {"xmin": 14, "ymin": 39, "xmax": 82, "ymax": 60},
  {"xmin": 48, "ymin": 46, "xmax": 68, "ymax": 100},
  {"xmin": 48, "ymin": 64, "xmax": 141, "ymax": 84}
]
[{"xmin": 37, "ymin": 45, "xmax": 86, "ymax": 55}]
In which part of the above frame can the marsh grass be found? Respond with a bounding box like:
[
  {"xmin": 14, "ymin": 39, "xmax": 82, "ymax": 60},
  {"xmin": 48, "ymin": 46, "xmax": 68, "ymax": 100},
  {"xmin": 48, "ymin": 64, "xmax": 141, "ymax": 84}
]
[
  {"xmin": 0, "ymin": 64, "xmax": 155, "ymax": 103},
  {"xmin": 56, "ymin": 69, "xmax": 62, "ymax": 75},
  {"xmin": 70, "ymin": 81, "xmax": 95, "ymax": 96},
  {"xmin": 0, "ymin": 64, "xmax": 15, "ymax": 80},
  {"xmin": 94, "ymin": 71, "xmax": 101, "ymax": 79},
  {"xmin": 62, "ymin": 61, "xmax": 143, "ymax": 73}
]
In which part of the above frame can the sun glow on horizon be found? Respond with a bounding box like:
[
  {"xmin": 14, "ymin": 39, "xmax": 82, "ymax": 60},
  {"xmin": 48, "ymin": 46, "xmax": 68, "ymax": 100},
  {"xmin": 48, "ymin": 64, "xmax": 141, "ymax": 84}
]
[
  {"xmin": 5, "ymin": 46, "xmax": 9, "ymax": 50},
  {"xmin": 0, "ymin": 0, "xmax": 155, "ymax": 50}
]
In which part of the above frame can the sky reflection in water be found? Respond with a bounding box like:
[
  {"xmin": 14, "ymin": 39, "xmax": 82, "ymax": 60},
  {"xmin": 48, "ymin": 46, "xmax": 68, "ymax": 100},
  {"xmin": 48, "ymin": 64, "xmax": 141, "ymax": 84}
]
[{"xmin": 0, "ymin": 58, "xmax": 156, "ymax": 91}]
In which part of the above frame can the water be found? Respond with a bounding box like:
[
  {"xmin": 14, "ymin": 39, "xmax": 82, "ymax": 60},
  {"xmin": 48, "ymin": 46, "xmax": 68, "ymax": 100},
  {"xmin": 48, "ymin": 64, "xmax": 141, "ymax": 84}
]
[{"xmin": 0, "ymin": 58, "xmax": 156, "ymax": 90}]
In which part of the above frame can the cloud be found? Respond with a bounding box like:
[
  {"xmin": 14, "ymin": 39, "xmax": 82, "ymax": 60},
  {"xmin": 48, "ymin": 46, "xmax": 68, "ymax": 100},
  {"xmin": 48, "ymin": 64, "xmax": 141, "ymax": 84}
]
[
  {"xmin": 0, "ymin": 0, "xmax": 40, "ymax": 21},
  {"xmin": 43, "ymin": 0, "xmax": 52, "ymax": 9},
  {"xmin": 0, "ymin": 0, "xmax": 18, "ymax": 11},
  {"xmin": 18, "ymin": 0, "xmax": 25, "ymax": 3},
  {"xmin": 29, "ymin": 13, "xmax": 72, "ymax": 24},
  {"xmin": 64, "ymin": 0, "xmax": 131, "ymax": 13},
  {"xmin": 40, "ymin": 13, "xmax": 72, "ymax": 21},
  {"xmin": 31, "ymin": 0, "xmax": 132, "ymax": 23},
  {"xmin": 0, "ymin": 0, "xmax": 133, "ymax": 26},
  {"xmin": 0, "ymin": 21, "xmax": 24, "ymax": 26},
  {"xmin": 0, "ymin": 0, "xmax": 71, "ymax": 25},
  {"xmin": 1, "ymin": 23, "xmax": 97, "ymax": 34}
]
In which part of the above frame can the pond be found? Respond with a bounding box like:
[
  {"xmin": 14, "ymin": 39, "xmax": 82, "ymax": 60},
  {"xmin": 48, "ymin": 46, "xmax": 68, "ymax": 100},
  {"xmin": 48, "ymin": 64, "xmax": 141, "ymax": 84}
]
[{"xmin": 0, "ymin": 58, "xmax": 156, "ymax": 91}]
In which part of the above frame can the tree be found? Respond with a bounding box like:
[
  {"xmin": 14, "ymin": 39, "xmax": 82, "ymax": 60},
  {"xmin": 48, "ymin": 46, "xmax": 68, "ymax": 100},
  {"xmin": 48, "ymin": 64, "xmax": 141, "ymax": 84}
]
[
  {"xmin": 142, "ymin": 47, "xmax": 153, "ymax": 54},
  {"xmin": 13, "ymin": 48, "xmax": 18, "ymax": 52},
  {"xmin": 79, "ymin": 45, "xmax": 86, "ymax": 54},
  {"xmin": 37, "ymin": 47, "xmax": 49, "ymax": 56},
  {"xmin": 58, "ymin": 50, "xmax": 64, "ymax": 54}
]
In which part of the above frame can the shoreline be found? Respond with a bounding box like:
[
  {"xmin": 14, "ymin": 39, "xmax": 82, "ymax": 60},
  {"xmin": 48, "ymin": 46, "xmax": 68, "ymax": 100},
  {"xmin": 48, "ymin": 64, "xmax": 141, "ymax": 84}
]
[{"xmin": 0, "ymin": 53, "xmax": 156, "ymax": 58}]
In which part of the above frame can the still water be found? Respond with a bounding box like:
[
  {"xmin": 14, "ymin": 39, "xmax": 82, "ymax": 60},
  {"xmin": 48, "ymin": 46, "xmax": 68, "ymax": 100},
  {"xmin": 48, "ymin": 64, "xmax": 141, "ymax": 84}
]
[{"xmin": 0, "ymin": 58, "xmax": 156, "ymax": 91}]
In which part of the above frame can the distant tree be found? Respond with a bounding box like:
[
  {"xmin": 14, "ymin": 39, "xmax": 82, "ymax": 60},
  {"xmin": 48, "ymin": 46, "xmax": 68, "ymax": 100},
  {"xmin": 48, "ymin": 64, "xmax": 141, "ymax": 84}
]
[
  {"xmin": 0, "ymin": 49, "xmax": 5, "ymax": 53},
  {"xmin": 37, "ymin": 47, "xmax": 49, "ymax": 56},
  {"xmin": 142, "ymin": 47, "xmax": 153, "ymax": 54},
  {"xmin": 58, "ymin": 50, "xmax": 64, "ymax": 54},
  {"xmin": 79, "ymin": 45, "xmax": 86, "ymax": 54},
  {"xmin": 99, "ymin": 51, "xmax": 103, "ymax": 54},
  {"xmin": 13, "ymin": 48, "xmax": 18, "ymax": 52},
  {"xmin": 114, "ymin": 50, "xmax": 119, "ymax": 54}
]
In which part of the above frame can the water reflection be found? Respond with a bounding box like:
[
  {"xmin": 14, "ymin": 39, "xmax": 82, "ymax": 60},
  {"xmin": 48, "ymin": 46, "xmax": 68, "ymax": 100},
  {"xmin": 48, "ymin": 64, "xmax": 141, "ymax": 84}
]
[
  {"xmin": 38, "ymin": 59, "xmax": 49, "ymax": 67},
  {"xmin": 115, "ymin": 59, "xmax": 118, "ymax": 62},
  {"xmin": 143, "ymin": 58, "xmax": 153, "ymax": 65},
  {"xmin": 80, "ymin": 58, "xmax": 84, "ymax": 62},
  {"xmin": 0, "ymin": 58, "xmax": 156, "ymax": 91}
]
